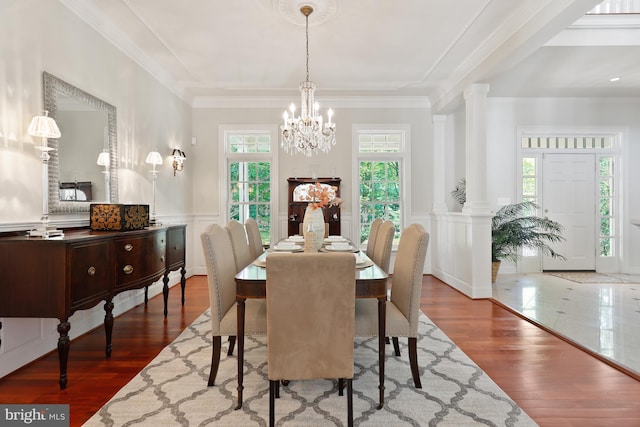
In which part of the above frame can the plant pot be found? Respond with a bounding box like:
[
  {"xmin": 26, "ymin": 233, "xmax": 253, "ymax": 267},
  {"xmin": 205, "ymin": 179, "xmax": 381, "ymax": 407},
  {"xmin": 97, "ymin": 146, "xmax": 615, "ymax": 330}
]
[{"xmin": 491, "ymin": 261, "xmax": 501, "ymax": 283}]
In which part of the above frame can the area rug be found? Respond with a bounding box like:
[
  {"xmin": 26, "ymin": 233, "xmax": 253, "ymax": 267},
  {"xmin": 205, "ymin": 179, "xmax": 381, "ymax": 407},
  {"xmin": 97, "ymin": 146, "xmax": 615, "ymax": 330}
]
[
  {"xmin": 83, "ymin": 310, "xmax": 537, "ymax": 426},
  {"xmin": 546, "ymin": 271, "xmax": 638, "ymax": 284}
]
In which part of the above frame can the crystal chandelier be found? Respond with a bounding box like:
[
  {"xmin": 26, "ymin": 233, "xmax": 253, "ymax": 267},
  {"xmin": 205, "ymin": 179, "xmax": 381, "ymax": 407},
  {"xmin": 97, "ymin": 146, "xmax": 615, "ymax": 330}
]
[{"xmin": 281, "ymin": 5, "xmax": 336, "ymax": 157}]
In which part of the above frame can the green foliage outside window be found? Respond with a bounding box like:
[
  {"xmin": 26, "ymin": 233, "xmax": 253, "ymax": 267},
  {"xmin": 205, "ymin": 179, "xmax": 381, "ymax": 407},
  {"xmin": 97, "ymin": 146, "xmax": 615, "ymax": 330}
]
[
  {"xmin": 230, "ymin": 161, "xmax": 271, "ymax": 244},
  {"xmin": 359, "ymin": 160, "xmax": 401, "ymax": 244}
]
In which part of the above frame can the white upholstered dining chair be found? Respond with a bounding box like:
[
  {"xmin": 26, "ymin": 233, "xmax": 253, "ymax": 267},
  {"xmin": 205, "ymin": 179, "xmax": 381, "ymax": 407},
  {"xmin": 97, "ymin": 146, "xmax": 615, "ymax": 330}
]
[
  {"xmin": 372, "ymin": 220, "xmax": 395, "ymax": 273},
  {"xmin": 226, "ymin": 220, "xmax": 253, "ymax": 272},
  {"xmin": 365, "ymin": 218, "xmax": 383, "ymax": 259},
  {"xmin": 355, "ymin": 223, "xmax": 429, "ymax": 388},
  {"xmin": 266, "ymin": 252, "xmax": 356, "ymax": 427},
  {"xmin": 245, "ymin": 218, "xmax": 264, "ymax": 260},
  {"xmin": 201, "ymin": 224, "xmax": 267, "ymax": 386}
]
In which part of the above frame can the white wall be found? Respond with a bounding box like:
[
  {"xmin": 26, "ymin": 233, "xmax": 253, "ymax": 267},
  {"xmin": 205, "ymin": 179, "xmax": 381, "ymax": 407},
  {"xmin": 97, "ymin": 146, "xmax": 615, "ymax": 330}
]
[{"xmin": 0, "ymin": 0, "xmax": 194, "ymax": 377}]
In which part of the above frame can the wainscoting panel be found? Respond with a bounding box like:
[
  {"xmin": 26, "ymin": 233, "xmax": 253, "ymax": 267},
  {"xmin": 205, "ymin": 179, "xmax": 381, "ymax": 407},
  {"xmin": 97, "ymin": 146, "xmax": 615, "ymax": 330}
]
[{"xmin": 431, "ymin": 212, "xmax": 492, "ymax": 298}]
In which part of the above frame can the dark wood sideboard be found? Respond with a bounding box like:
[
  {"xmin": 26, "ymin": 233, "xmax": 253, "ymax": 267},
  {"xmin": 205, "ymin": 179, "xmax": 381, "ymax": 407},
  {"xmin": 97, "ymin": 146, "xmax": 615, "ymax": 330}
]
[
  {"xmin": 287, "ymin": 177, "xmax": 341, "ymax": 236},
  {"xmin": 0, "ymin": 225, "xmax": 186, "ymax": 389}
]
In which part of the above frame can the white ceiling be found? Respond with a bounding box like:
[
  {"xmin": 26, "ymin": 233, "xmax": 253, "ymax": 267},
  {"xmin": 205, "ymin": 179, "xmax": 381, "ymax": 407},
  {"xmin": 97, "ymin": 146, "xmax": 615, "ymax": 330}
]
[{"xmin": 60, "ymin": 0, "xmax": 640, "ymax": 111}]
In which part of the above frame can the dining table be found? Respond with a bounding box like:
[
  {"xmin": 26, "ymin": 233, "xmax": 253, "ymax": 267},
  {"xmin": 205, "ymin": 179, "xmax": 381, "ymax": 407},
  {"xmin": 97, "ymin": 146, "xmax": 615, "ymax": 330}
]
[{"xmin": 234, "ymin": 237, "xmax": 389, "ymax": 410}]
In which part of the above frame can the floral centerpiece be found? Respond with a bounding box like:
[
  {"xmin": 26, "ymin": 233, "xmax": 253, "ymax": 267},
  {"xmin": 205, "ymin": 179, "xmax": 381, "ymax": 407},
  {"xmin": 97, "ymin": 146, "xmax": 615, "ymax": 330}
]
[{"xmin": 303, "ymin": 182, "xmax": 343, "ymax": 209}]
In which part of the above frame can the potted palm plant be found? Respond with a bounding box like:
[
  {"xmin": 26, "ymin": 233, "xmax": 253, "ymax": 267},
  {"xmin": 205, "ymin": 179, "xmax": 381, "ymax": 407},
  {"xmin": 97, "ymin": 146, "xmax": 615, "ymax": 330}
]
[
  {"xmin": 491, "ymin": 201, "xmax": 566, "ymax": 282},
  {"xmin": 450, "ymin": 180, "xmax": 566, "ymax": 282}
]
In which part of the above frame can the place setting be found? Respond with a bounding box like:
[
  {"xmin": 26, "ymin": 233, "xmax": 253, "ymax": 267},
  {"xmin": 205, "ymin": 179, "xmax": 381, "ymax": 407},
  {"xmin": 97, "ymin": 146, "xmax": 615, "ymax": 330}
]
[
  {"xmin": 284, "ymin": 234, "xmax": 305, "ymax": 243},
  {"xmin": 268, "ymin": 241, "xmax": 304, "ymax": 252},
  {"xmin": 321, "ymin": 236, "xmax": 359, "ymax": 253},
  {"xmin": 354, "ymin": 253, "xmax": 373, "ymax": 269}
]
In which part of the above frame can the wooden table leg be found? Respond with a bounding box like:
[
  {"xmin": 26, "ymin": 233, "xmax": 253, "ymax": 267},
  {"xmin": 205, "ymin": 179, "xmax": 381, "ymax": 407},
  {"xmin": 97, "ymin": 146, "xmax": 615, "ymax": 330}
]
[
  {"xmin": 235, "ymin": 297, "xmax": 246, "ymax": 410},
  {"xmin": 377, "ymin": 297, "xmax": 386, "ymax": 409},
  {"xmin": 57, "ymin": 319, "xmax": 70, "ymax": 390}
]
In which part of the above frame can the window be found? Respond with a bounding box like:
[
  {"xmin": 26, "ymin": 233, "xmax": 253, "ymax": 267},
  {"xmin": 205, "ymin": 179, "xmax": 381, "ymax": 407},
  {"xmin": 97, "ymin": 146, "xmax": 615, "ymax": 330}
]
[
  {"xmin": 220, "ymin": 126, "xmax": 278, "ymax": 245},
  {"xmin": 521, "ymin": 156, "xmax": 539, "ymax": 257},
  {"xmin": 353, "ymin": 126, "xmax": 410, "ymax": 247},
  {"xmin": 521, "ymin": 157, "xmax": 537, "ymax": 204},
  {"xmin": 599, "ymin": 156, "xmax": 615, "ymax": 257},
  {"xmin": 521, "ymin": 136, "xmax": 612, "ymax": 149}
]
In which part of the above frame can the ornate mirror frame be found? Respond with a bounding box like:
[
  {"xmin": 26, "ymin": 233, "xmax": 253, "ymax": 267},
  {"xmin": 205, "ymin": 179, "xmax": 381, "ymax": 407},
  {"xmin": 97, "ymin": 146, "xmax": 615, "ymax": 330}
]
[{"xmin": 43, "ymin": 71, "xmax": 118, "ymax": 213}]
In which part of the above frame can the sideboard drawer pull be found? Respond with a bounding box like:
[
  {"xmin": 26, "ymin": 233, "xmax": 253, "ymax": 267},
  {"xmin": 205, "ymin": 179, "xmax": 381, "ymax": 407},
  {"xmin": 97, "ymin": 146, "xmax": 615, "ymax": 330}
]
[
  {"xmin": 124, "ymin": 243, "xmax": 133, "ymax": 252},
  {"xmin": 87, "ymin": 266, "xmax": 96, "ymax": 276},
  {"xmin": 161, "ymin": 255, "xmax": 165, "ymax": 263},
  {"xmin": 123, "ymin": 264, "xmax": 134, "ymax": 275}
]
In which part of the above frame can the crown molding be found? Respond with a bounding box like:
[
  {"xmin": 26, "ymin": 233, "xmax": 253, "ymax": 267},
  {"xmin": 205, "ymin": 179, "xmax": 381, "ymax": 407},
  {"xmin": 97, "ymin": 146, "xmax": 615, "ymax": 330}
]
[
  {"xmin": 192, "ymin": 95, "xmax": 430, "ymax": 109},
  {"xmin": 488, "ymin": 96, "xmax": 640, "ymax": 105}
]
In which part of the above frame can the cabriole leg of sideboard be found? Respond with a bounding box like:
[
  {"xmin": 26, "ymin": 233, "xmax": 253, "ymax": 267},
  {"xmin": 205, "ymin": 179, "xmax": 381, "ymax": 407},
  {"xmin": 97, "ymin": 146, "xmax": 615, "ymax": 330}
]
[{"xmin": 56, "ymin": 319, "xmax": 71, "ymax": 390}]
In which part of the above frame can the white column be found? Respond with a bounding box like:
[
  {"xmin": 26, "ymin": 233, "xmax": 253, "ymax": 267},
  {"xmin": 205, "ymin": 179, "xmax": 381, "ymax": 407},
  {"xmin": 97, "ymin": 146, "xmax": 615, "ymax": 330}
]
[
  {"xmin": 463, "ymin": 83, "xmax": 492, "ymax": 298},
  {"xmin": 462, "ymin": 84, "xmax": 491, "ymax": 215},
  {"xmin": 432, "ymin": 115, "xmax": 448, "ymax": 213}
]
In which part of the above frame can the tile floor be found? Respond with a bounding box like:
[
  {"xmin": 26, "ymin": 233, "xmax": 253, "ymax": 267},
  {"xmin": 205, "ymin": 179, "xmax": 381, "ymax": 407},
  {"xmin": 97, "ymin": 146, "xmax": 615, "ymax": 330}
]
[{"xmin": 492, "ymin": 272, "xmax": 640, "ymax": 376}]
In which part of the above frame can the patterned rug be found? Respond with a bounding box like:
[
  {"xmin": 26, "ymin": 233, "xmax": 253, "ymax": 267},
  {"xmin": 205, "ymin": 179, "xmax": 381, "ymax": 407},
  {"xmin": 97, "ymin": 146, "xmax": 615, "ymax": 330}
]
[
  {"xmin": 83, "ymin": 310, "xmax": 537, "ymax": 426},
  {"xmin": 546, "ymin": 271, "xmax": 639, "ymax": 284}
]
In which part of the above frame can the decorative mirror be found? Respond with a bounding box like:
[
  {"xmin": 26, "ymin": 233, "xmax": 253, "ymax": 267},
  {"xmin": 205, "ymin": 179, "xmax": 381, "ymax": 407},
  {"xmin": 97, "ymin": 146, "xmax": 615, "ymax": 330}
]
[{"xmin": 43, "ymin": 71, "xmax": 118, "ymax": 214}]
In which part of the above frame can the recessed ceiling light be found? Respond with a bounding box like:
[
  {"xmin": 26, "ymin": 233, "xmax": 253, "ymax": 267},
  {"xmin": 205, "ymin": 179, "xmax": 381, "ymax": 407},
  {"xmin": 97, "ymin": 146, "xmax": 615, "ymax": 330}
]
[{"xmin": 609, "ymin": 77, "xmax": 621, "ymax": 82}]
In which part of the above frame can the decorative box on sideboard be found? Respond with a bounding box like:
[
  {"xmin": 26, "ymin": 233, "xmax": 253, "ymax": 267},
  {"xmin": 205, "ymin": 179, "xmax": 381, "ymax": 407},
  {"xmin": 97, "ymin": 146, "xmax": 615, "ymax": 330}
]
[{"xmin": 90, "ymin": 203, "xmax": 149, "ymax": 231}]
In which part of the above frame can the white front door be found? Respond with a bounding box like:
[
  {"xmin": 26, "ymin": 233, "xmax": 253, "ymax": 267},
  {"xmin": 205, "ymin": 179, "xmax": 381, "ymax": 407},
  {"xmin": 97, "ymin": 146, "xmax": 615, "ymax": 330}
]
[{"xmin": 542, "ymin": 153, "xmax": 596, "ymax": 270}]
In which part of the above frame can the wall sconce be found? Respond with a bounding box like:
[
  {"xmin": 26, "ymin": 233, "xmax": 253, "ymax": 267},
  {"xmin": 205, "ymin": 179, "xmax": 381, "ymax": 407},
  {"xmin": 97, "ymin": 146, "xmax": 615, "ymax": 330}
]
[
  {"xmin": 96, "ymin": 149, "xmax": 111, "ymax": 203},
  {"xmin": 171, "ymin": 148, "xmax": 186, "ymax": 176},
  {"xmin": 27, "ymin": 110, "xmax": 63, "ymax": 238},
  {"xmin": 145, "ymin": 151, "xmax": 163, "ymax": 223}
]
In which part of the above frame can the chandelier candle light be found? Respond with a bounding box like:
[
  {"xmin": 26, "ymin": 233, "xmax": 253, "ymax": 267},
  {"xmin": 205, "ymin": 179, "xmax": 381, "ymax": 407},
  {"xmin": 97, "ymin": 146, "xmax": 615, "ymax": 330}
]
[{"xmin": 281, "ymin": 5, "xmax": 336, "ymax": 157}]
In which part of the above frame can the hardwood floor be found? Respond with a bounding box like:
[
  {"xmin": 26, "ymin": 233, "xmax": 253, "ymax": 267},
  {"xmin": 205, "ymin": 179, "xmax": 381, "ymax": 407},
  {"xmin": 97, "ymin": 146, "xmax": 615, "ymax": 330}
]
[
  {"xmin": 1, "ymin": 275, "xmax": 639, "ymax": 426},
  {"xmin": 0, "ymin": 277, "xmax": 211, "ymax": 426}
]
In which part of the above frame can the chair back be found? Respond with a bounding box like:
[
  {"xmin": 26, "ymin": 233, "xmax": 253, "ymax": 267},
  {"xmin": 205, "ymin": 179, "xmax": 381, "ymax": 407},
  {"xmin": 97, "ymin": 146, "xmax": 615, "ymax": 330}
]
[
  {"xmin": 266, "ymin": 252, "xmax": 356, "ymax": 381},
  {"xmin": 245, "ymin": 218, "xmax": 264, "ymax": 259},
  {"xmin": 373, "ymin": 220, "xmax": 394, "ymax": 273},
  {"xmin": 365, "ymin": 218, "xmax": 383, "ymax": 258},
  {"xmin": 390, "ymin": 224, "xmax": 429, "ymax": 336},
  {"xmin": 200, "ymin": 224, "xmax": 238, "ymax": 335},
  {"xmin": 226, "ymin": 220, "xmax": 252, "ymax": 272}
]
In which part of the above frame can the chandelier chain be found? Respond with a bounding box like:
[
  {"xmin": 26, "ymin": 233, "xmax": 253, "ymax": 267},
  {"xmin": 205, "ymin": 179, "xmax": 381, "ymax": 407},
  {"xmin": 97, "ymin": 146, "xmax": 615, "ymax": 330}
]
[
  {"xmin": 280, "ymin": 5, "xmax": 336, "ymax": 157},
  {"xmin": 305, "ymin": 12, "xmax": 310, "ymax": 82}
]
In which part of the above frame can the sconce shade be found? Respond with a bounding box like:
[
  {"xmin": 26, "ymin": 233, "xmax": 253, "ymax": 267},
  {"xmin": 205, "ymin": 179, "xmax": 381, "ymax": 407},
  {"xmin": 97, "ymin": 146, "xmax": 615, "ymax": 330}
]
[
  {"xmin": 171, "ymin": 148, "xmax": 186, "ymax": 160},
  {"xmin": 97, "ymin": 150, "xmax": 110, "ymax": 166},
  {"xmin": 145, "ymin": 151, "xmax": 163, "ymax": 166},
  {"xmin": 28, "ymin": 111, "xmax": 61, "ymax": 139}
]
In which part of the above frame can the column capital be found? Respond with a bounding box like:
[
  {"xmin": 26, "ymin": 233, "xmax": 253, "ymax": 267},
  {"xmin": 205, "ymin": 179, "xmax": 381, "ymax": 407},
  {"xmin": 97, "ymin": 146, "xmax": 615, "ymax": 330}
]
[{"xmin": 463, "ymin": 83, "xmax": 490, "ymax": 99}]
